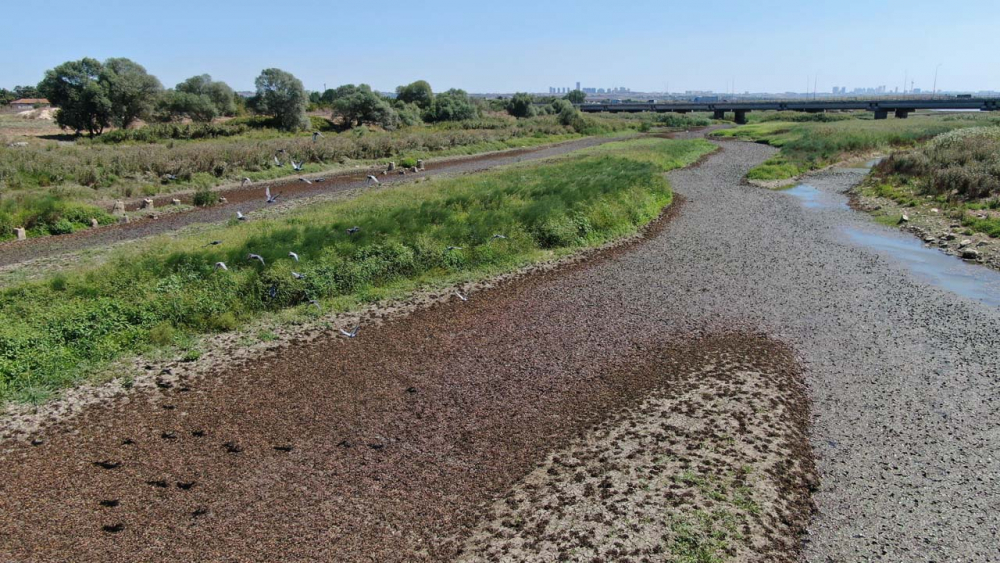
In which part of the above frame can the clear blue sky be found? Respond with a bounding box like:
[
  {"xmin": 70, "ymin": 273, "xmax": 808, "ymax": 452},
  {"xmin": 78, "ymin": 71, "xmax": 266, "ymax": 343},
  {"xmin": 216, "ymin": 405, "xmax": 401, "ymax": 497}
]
[{"xmin": 2, "ymin": 0, "xmax": 997, "ymax": 94}]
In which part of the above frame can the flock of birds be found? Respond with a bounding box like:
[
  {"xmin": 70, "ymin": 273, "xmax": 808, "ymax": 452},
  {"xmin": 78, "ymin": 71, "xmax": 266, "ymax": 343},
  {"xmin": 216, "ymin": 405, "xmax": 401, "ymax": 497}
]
[{"xmin": 204, "ymin": 148, "xmax": 512, "ymax": 339}]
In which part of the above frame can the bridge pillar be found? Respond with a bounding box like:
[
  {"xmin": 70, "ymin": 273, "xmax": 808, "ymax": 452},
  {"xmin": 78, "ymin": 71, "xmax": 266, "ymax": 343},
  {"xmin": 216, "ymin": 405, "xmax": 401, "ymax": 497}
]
[
  {"xmin": 713, "ymin": 110, "xmax": 726, "ymax": 120},
  {"xmin": 873, "ymin": 110, "xmax": 888, "ymax": 120},
  {"xmin": 894, "ymin": 109, "xmax": 911, "ymax": 119},
  {"xmin": 734, "ymin": 110, "xmax": 748, "ymax": 125}
]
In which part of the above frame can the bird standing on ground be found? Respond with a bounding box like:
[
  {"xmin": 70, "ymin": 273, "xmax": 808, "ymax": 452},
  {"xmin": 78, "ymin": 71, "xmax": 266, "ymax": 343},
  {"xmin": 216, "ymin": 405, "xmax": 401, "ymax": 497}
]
[
  {"xmin": 242, "ymin": 177, "xmax": 252, "ymax": 187},
  {"xmin": 248, "ymin": 253, "xmax": 265, "ymax": 266},
  {"xmin": 366, "ymin": 175, "xmax": 379, "ymax": 185}
]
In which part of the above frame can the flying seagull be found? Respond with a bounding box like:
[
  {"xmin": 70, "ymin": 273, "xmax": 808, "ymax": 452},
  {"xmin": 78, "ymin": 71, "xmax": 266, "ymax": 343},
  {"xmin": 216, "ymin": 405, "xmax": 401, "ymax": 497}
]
[
  {"xmin": 289, "ymin": 251, "xmax": 299, "ymax": 262},
  {"xmin": 292, "ymin": 160, "xmax": 304, "ymax": 172},
  {"xmin": 204, "ymin": 240, "xmax": 222, "ymax": 247},
  {"xmin": 346, "ymin": 226, "xmax": 360, "ymax": 235},
  {"xmin": 273, "ymin": 156, "xmax": 283, "ymax": 167},
  {"xmin": 446, "ymin": 246, "xmax": 463, "ymax": 251},
  {"xmin": 312, "ymin": 132, "xmax": 323, "ymax": 141},
  {"xmin": 455, "ymin": 291, "xmax": 468, "ymax": 302},
  {"xmin": 165, "ymin": 174, "xmax": 178, "ymax": 181},
  {"xmin": 242, "ymin": 177, "xmax": 252, "ymax": 187},
  {"xmin": 248, "ymin": 253, "xmax": 265, "ymax": 266},
  {"xmin": 491, "ymin": 234, "xmax": 507, "ymax": 240},
  {"xmin": 265, "ymin": 186, "xmax": 278, "ymax": 203},
  {"xmin": 236, "ymin": 211, "xmax": 247, "ymax": 221},
  {"xmin": 268, "ymin": 285, "xmax": 278, "ymax": 299},
  {"xmin": 215, "ymin": 262, "xmax": 228, "ymax": 271},
  {"xmin": 366, "ymin": 175, "xmax": 380, "ymax": 185},
  {"xmin": 314, "ymin": 177, "xmax": 326, "ymax": 183},
  {"xmin": 340, "ymin": 325, "xmax": 360, "ymax": 338},
  {"xmin": 309, "ymin": 299, "xmax": 322, "ymax": 310},
  {"xmin": 299, "ymin": 177, "xmax": 312, "ymax": 185},
  {"xmin": 291, "ymin": 272, "xmax": 306, "ymax": 280}
]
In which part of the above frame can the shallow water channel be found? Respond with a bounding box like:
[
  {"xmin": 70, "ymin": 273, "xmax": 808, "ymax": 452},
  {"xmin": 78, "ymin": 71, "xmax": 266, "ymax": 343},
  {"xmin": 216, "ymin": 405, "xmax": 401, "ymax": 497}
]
[{"xmin": 784, "ymin": 182, "xmax": 1000, "ymax": 308}]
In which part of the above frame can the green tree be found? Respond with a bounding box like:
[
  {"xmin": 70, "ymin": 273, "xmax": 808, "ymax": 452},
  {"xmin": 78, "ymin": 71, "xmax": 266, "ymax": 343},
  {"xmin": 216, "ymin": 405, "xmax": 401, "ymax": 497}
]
[
  {"xmin": 38, "ymin": 58, "xmax": 112, "ymax": 136},
  {"xmin": 506, "ymin": 92, "xmax": 536, "ymax": 118},
  {"xmin": 425, "ymin": 88, "xmax": 479, "ymax": 122},
  {"xmin": 100, "ymin": 58, "xmax": 163, "ymax": 128},
  {"xmin": 0, "ymin": 89, "xmax": 14, "ymax": 105},
  {"xmin": 251, "ymin": 68, "xmax": 309, "ymax": 131},
  {"xmin": 395, "ymin": 80, "xmax": 434, "ymax": 109},
  {"xmin": 330, "ymin": 84, "xmax": 399, "ymax": 129},
  {"xmin": 177, "ymin": 74, "xmax": 237, "ymax": 116},
  {"xmin": 158, "ymin": 90, "xmax": 219, "ymax": 122},
  {"xmin": 13, "ymin": 85, "xmax": 41, "ymax": 99},
  {"xmin": 564, "ymin": 89, "xmax": 586, "ymax": 104}
]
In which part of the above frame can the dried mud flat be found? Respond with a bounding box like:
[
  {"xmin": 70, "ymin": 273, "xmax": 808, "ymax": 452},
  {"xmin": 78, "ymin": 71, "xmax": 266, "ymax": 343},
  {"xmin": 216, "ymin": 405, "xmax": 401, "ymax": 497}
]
[{"xmin": 458, "ymin": 336, "xmax": 815, "ymax": 563}]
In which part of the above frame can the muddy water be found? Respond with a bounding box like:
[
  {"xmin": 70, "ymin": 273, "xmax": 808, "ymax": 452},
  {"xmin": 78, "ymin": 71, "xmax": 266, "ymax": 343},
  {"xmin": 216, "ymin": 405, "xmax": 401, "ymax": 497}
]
[{"xmin": 784, "ymin": 178, "xmax": 1000, "ymax": 308}]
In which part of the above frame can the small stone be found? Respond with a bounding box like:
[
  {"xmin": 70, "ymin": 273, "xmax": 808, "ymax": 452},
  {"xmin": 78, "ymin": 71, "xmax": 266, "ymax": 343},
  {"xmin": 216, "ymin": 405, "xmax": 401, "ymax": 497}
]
[
  {"xmin": 387, "ymin": 161, "xmax": 395, "ymax": 171},
  {"xmin": 118, "ymin": 215, "xmax": 130, "ymax": 224},
  {"xmin": 962, "ymin": 248, "xmax": 981, "ymax": 260},
  {"xmin": 90, "ymin": 218, "xmax": 99, "ymax": 228},
  {"xmin": 898, "ymin": 214, "xmax": 909, "ymax": 224},
  {"xmin": 140, "ymin": 199, "xmax": 154, "ymax": 210},
  {"xmin": 944, "ymin": 233, "xmax": 957, "ymax": 241},
  {"xmin": 931, "ymin": 208, "xmax": 939, "ymax": 213},
  {"xmin": 923, "ymin": 236, "xmax": 936, "ymax": 243},
  {"xmin": 959, "ymin": 239, "xmax": 972, "ymax": 248},
  {"xmin": 15, "ymin": 227, "xmax": 26, "ymax": 241},
  {"xmin": 416, "ymin": 159, "xmax": 424, "ymax": 170},
  {"xmin": 171, "ymin": 198, "xmax": 182, "ymax": 205},
  {"xmin": 218, "ymin": 197, "xmax": 228, "ymax": 204},
  {"xmin": 410, "ymin": 166, "xmax": 419, "ymax": 173},
  {"xmin": 112, "ymin": 200, "xmax": 126, "ymax": 215}
]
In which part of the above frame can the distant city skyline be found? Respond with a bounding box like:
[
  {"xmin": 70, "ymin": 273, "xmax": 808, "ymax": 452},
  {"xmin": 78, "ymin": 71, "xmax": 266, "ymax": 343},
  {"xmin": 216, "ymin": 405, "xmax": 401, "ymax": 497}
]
[{"xmin": 2, "ymin": 0, "xmax": 998, "ymax": 95}]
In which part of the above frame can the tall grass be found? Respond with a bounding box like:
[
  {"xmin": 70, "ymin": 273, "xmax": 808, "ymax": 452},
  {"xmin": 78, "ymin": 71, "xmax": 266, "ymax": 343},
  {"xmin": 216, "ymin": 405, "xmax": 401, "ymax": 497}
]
[
  {"xmin": 712, "ymin": 114, "xmax": 997, "ymax": 180},
  {"xmin": 0, "ymin": 137, "xmax": 715, "ymax": 404}
]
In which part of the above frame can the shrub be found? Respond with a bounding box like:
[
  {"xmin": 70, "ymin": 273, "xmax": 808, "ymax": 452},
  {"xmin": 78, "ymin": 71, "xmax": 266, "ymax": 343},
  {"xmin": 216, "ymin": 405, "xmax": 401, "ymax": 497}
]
[
  {"xmin": 192, "ymin": 187, "xmax": 215, "ymax": 207},
  {"xmin": 148, "ymin": 322, "xmax": 177, "ymax": 346}
]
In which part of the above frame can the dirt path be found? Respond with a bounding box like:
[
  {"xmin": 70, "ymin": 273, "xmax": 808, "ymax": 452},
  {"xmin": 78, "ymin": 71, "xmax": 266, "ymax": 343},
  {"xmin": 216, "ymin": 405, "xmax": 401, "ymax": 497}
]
[
  {"xmin": 0, "ymin": 136, "xmax": 619, "ymax": 269},
  {"xmin": 4, "ymin": 131, "xmax": 1000, "ymax": 562}
]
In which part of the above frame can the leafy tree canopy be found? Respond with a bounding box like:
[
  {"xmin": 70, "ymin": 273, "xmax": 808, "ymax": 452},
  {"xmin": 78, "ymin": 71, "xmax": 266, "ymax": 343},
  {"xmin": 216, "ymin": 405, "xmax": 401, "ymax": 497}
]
[
  {"xmin": 396, "ymin": 80, "xmax": 434, "ymax": 109},
  {"xmin": 251, "ymin": 68, "xmax": 309, "ymax": 131}
]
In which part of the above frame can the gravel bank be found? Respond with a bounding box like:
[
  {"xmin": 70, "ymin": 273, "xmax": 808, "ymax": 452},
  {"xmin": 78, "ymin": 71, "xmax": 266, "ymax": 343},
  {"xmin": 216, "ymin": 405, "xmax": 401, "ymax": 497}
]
[{"xmin": 2, "ymin": 132, "xmax": 999, "ymax": 561}]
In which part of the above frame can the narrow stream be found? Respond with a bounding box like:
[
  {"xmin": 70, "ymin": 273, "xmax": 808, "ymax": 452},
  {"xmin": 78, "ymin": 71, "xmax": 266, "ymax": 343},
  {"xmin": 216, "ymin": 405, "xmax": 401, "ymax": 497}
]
[{"xmin": 784, "ymin": 179, "xmax": 1000, "ymax": 308}]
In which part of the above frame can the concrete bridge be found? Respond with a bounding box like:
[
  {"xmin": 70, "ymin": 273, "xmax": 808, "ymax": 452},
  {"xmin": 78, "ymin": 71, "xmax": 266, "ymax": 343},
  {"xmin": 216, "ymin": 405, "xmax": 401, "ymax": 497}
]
[{"xmin": 577, "ymin": 97, "xmax": 1000, "ymax": 124}]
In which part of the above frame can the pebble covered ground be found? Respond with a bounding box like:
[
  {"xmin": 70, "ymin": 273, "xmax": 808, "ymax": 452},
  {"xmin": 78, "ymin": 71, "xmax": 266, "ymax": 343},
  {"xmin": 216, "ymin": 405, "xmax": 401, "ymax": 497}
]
[{"xmin": 1, "ymin": 131, "xmax": 999, "ymax": 561}]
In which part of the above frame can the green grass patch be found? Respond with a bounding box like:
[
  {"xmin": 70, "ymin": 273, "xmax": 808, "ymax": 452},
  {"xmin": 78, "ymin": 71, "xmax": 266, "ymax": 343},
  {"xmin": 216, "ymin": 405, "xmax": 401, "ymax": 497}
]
[
  {"xmin": 713, "ymin": 115, "xmax": 995, "ymax": 181},
  {"xmin": 0, "ymin": 137, "xmax": 714, "ymax": 404}
]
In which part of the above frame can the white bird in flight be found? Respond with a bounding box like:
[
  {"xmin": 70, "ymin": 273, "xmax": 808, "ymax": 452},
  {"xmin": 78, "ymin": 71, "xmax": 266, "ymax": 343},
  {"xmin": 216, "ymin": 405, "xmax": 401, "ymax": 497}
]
[
  {"xmin": 289, "ymin": 251, "xmax": 299, "ymax": 262},
  {"xmin": 292, "ymin": 272, "xmax": 306, "ymax": 279},
  {"xmin": 366, "ymin": 175, "xmax": 379, "ymax": 185},
  {"xmin": 455, "ymin": 291, "xmax": 468, "ymax": 301},
  {"xmin": 492, "ymin": 234, "xmax": 507, "ymax": 240},
  {"xmin": 215, "ymin": 262, "xmax": 228, "ymax": 271},
  {"xmin": 446, "ymin": 246, "xmax": 463, "ymax": 251},
  {"xmin": 340, "ymin": 325, "xmax": 360, "ymax": 338},
  {"xmin": 312, "ymin": 132, "xmax": 323, "ymax": 141},
  {"xmin": 247, "ymin": 253, "xmax": 265, "ymax": 266},
  {"xmin": 242, "ymin": 177, "xmax": 252, "ymax": 186},
  {"xmin": 299, "ymin": 177, "xmax": 311, "ymax": 185},
  {"xmin": 265, "ymin": 187, "xmax": 278, "ymax": 203},
  {"xmin": 273, "ymin": 156, "xmax": 283, "ymax": 167},
  {"xmin": 292, "ymin": 160, "xmax": 304, "ymax": 172},
  {"xmin": 236, "ymin": 211, "xmax": 247, "ymax": 221}
]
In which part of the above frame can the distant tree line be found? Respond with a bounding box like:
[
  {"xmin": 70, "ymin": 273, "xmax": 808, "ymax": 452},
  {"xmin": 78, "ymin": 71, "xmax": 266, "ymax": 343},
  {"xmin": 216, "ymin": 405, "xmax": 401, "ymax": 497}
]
[{"xmin": 22, "ymin": 57, "xmax": 591, "ymax": 137}]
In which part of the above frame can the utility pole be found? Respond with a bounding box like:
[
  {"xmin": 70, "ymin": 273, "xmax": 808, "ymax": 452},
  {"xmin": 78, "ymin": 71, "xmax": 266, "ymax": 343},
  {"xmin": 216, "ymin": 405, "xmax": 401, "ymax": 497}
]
[
  {"xmin": 933, "ymin": 63, "xmax": 942, "ymax": 96},
  {"xmin": 903, "ymin": 70, "xmax": 908, "ymax": 95}
]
